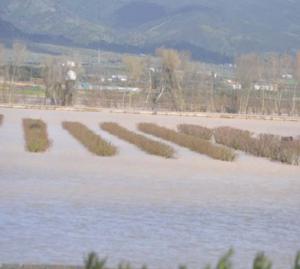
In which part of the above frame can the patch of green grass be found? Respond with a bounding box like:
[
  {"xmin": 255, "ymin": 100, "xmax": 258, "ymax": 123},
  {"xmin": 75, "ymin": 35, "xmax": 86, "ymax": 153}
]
[{"xmin": 19, "ymin": 87, "xmax": 45, "ymax": 96}]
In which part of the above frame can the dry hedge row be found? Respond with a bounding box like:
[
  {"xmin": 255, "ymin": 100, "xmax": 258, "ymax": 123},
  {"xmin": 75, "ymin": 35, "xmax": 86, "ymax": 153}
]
[
  {"xmin": 178, "ymin": 124, "xmax": 213, "ymax": 140},
  {"xmin": 178, "ymin": 124, "xmax": 300, "ymax": 165},
  {"xmin": 214, "ymin": 127, "xmax": 300, "ymax": 165},
  {"xmin": 101, "ymin": 122, "xmax": 176, "ymax": 158},
  {"xmin": 62, "ymin": 121, "xmax": 117, "ymax": 156},
  {"xmin": 138, "ymin": 123, "xmax": 235, "ymax": 162},
  {"xmin": 23, "ymin": 119, "xmax": 51, "ymax": 152}
]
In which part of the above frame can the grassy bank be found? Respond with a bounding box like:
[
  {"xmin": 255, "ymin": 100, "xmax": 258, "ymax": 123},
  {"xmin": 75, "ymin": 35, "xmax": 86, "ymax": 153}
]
[
  {"xmin": 100, "ymin": 122, "xmax": 176, "ymax": 159},
  {"xmin": 138, "ymin": 123, "xmax": 235, "ymax": 162},
  {"xmin": 62, "ymin": 121, "xmax": 118, "ymax": 156},
  {"xmin": 178, "ymin": 124, "xmax": 300, "ymax": 165},
  {"xmin": 23, "ymin": 119, "xmax": 51, "ymax": 152}
]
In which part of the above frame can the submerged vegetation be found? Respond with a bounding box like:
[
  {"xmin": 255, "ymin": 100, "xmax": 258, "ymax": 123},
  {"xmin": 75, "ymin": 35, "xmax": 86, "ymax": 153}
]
[
  {"xmin": 84, "ymin": 250, "xmax": 300, "ymax": 269},
  {"xmin": 62, "ymin": 121, "xmax": 118, "ymax": 156},
  {"xmin": 178, "ymin": 124, "xmax": 300, "ymax": 165},
  {"xmin": 178, "ymin": 124, "xmax": 213, "ymax": 141},
  {"xmin": 23, "ymin": 119, "xmax": 51, "ymax": 152},
  {"xmin": 100, "ymin": 122, "xmax": 176, "ymax": 158},
  {"xmin": 138, "ymin": 123, "xmax": 235, "ymax": 161},
  {"xmin": 214, "ymin": 127, "xmax": 300, "ymax": 165}
]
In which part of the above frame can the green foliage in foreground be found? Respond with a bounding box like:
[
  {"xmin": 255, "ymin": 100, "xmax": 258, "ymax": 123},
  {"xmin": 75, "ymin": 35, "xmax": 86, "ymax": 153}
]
[
  {"xmin": 85, "ymin": 250, "xmax": 300, "ymax": 269},
  {"xmin": 253, "ymin": 253, "xmax": 272, "ymax": 269}
]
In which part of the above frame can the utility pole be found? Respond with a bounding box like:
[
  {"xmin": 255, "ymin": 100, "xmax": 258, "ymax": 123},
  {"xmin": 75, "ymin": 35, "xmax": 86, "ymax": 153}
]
[
  {"xmin": 30, "ymin": 65, "xmax": 33, "ymax": 83},
  {"xmin": 98, "ymin": 49, "xmax": 101, "ymax": 65}
]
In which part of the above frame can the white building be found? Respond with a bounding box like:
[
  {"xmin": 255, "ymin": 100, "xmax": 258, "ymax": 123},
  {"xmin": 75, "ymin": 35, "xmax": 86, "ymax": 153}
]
[
  {"xmin": 66, "ymin": 70, "xmax": 77, "ymax": 81},
  {"xmin": 253, "ymin": 84, "xmax": 274, "ymax": 91}
]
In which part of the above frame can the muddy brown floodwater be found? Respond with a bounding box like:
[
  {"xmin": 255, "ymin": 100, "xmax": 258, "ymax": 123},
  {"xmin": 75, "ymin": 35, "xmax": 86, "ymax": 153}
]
[{"xmin": 0, "ymin": 108, "xmax": 300, "ymax": 269}]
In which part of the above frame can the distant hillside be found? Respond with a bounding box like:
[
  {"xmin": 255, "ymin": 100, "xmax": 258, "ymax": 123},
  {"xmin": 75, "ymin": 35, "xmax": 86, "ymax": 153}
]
[
  {"xmin": 1, "ymin": 0, "xmax": 300, "ymax": 62},
  {"xmin": 0, "ymin": 18, "xmax": 25, "ymax": 42}
]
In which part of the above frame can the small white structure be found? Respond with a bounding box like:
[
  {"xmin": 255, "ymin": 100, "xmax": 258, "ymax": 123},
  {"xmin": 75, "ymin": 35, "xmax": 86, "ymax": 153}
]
[
  {"xmin": 111, "ymin": 75, "xmax": 128, "ymax": 82},
  {"xmin": 66, "ymin": 70, "xmax": 77, "ymax": 81},
  {"xmin": 282, "ymin": 74, "xmax": 293, "ymax": 79},
  {"xmin": 224, "ymin": 80, "xmax": 241, "ymax": 90},
  {"xmin": 253, "ymin": 84, "xmax": 274, "ymax": 91},
  {"xmin": 67, "ymin": 61, "xmax": 76, "ymax": 68}
]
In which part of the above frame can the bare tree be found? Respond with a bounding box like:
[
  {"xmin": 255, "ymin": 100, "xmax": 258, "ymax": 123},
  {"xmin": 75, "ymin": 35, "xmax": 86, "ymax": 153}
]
[
  {"xmin": 267, "ymin": 55, "xmax": 281, "ymax": 115},
  {"xmin": 122, "ymin": 55, "xmax": 152, "ymax": 109},
  {"xmin": 235, "ymin": 54, "xmax": 262, "ymax": 114},
  {"xmin": 85, "ymin": 65, "xmax": 105, "ymax": 107},
  {"xmin": 152, "ymin": 48, "xmax": 182, "ymax": 111},
  {"xmin": 141, "ymin": 56, "xmax": 154, "ymax": 110},
  {"xmin": 123, "ymin": 55, "xmax": 146, "ymax": 82},
  {"xmin": 0, "ymin": 40, "xmax": 4, "ymax": 67},
  {"xmin": 0, "ymin": 39, "xmax": 7, "ymax": 103},
  {"xmin": 7, "ymin": 41, "xmax": 27, "ymax": 104},
  {"xmin": 42, "ymin": 54, "xmax": 81, "ymax": 106},
  {"xmin": 260, "ymin": 55, "xmax": 279, "ymax": 114},
  {"xmin": 292, "ymin": 51, "xmax": 300, "ymax": 115},
  {"xmin": 42, "ymin": 57, "xmax": 63, "ymax": 105},
  {"xmin": 178, "ymin": 51, "xmax": 191, "ymax": 72},
  {"xmin": 62, "ymin": 53, "xmax": 82, "ymax": 106},
  {"xmin": 278, "ymin": 53, "xmax": 292, "ymax": 115},
  {"xmin": 180, "ymin": 61, "xmax": 204, "ymax": 111},
  {"xmin": 123, "ymin": 55, "xmax": 144, "ymax": 108}
]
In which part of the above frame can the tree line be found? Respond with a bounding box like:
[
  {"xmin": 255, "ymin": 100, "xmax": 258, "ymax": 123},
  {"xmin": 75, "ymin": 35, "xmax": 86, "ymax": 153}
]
[
  {"xmin": 1, "ymin": 38, "xmax": 300, "ymax": 116},
  {"xmin": 0, "ymin": 39, "xmax": 81, "ymax": 106},
  {"xmin": 122, "ymin": 50, "xmax": 300, "ymax": 115}
]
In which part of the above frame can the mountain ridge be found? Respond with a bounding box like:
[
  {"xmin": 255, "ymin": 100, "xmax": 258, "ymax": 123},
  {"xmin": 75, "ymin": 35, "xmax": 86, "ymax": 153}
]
[{"xmin": 1, "ymin": 0, "xmax": 300, "ymax": 62}]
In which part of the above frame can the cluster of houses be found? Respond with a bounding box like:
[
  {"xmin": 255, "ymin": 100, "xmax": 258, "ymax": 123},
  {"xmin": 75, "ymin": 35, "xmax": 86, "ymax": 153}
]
[
  {"xmin": 76, "ymin": 73, "xmax": 138, "ymax": 92},
  {"xmin": 223, "ymin": 80, "xmax": 276, "ymax": 91},
  {"xmin": 76, "ymin": 83, "xmax": 142, "ymax": 92},
  {"xmin": 222, "ymin": 74, "xmax": 294, "ymax": 92}
]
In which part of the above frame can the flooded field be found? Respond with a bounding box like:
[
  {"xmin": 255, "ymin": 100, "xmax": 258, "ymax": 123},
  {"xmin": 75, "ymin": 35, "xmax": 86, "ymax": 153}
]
[{"xmin": 0, "ymin": 108, "xmax": 300, "ymax": 269}]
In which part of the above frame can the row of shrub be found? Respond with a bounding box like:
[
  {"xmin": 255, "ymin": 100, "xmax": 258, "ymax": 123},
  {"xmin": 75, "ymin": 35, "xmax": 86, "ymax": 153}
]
[
  {"xmin": 214, "ymin": 127, "xmax": 300, "ymax": 165},
  {"xmin": 62, "ymin": 121, "xmax": 118, "ymax": 157},
  {"xmin": 101, "ymin": 122, "xmax": 176, "ymax": 159},
  {"xmin": 85, "ymin": 250, "xmax": 300, "ymax": 269},
  {"xmin": 178, "ymin": 124, "xmax": 300, "ymax": 165},
  {"xmin": 178, "ymin": 124, "xmax": 213, "ymax": 141},
  {"xmin": 23, "ymin": 119, "xmax": 52, "ymax": 152},
  {"xmin": 138, "ymin": 123, "xmax": 235, "ymax": 162},
  {"xmin": 0, "ymin": 114, "xmax": 3, "ymax": 126},
  {"xmin": 19, "ymin": 119, "xmax": 300, "ymax": 163}
]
